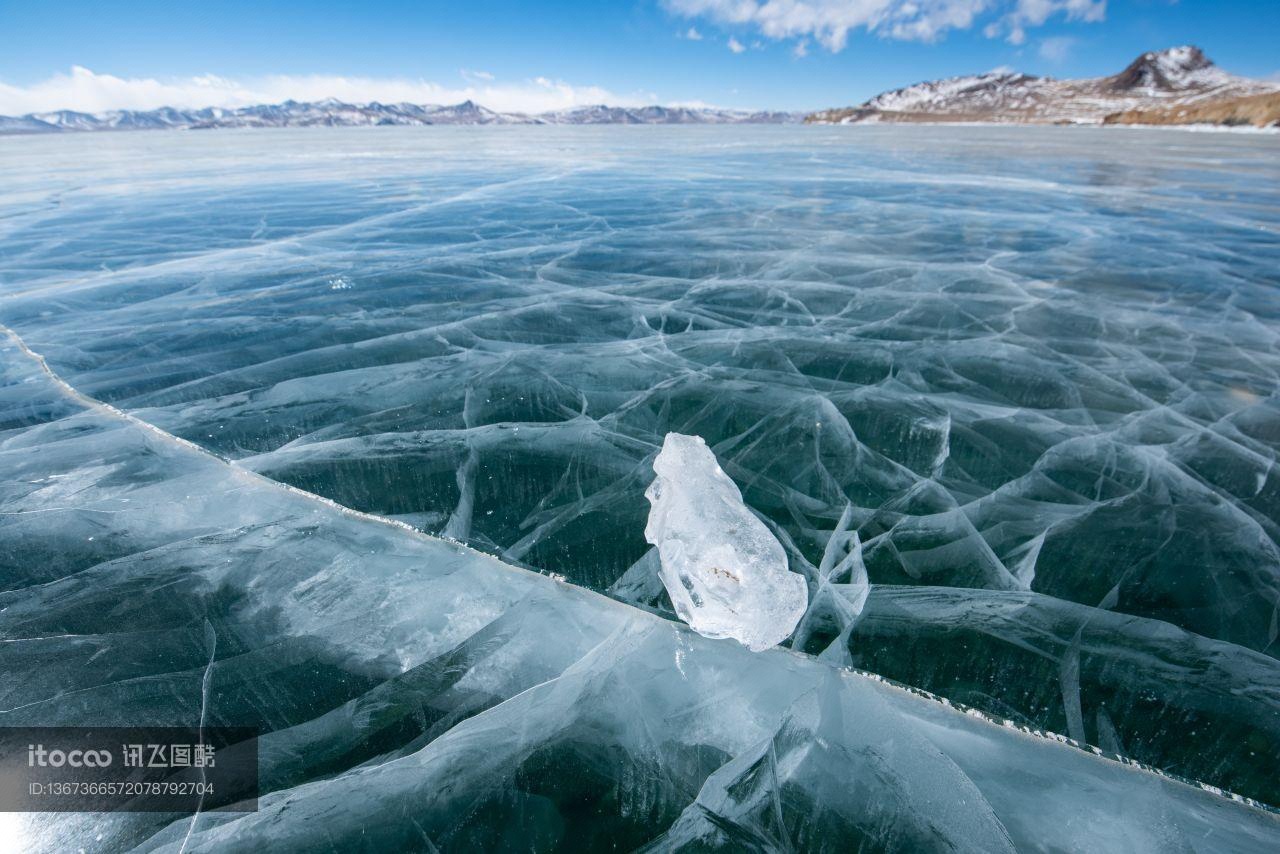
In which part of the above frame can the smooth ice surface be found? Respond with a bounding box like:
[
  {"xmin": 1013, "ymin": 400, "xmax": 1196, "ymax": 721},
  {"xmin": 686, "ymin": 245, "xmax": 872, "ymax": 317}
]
[
  {"xmin": 645, "ymin": 432, "xmax": 807, "ymax": 650},
  {"xmin": 2, "ymin": 126, "xmax": 1280, "ymax": 847}
]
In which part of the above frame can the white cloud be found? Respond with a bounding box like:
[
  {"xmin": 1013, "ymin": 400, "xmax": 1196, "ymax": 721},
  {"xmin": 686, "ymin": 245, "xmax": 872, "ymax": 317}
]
[
  {"xmin": 666, "ymin": 0, "xmax": 991, "ymax": 50},
  {"xmin": 0, "ymin": 66, "xmax": 658, "ymax": 115},
  {"xmin": 1038, "ymin": 35, "xmax": 1075, "ymax": 63},
  {"xmin": 999, "ymin": 0, "xmax": 1105, "ymax": 44},
  {"xmin": 460, "ymin": 68, "xmax": 495, "ymax": 82},
  {"xmin": 727, "ymin": 36, "xmax": 746, "ymax": 53},
  {"xmin": 794, "ymin": 40, "xmax": 810, "ymax": 58},
  {"xmin": 663, "ymin": 0, "xmax": 1105, "ymax": 51},
  {"xmin": 666, "ymin": 98, "xmax": 720, "ymax": 109},
  {"xmin": 683, "ymin": 26, "xmax": 704, "ymax": 40}
]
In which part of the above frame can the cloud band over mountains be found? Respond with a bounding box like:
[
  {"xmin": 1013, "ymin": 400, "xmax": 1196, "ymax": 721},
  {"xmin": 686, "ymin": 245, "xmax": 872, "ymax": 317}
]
[{"xmin": 0, "ymin": 67, "xmax": 660, "ymax": 116}]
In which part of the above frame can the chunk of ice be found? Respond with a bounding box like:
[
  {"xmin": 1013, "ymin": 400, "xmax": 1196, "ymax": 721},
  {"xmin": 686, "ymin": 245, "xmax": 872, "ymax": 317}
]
[{"xmin": 644, "ymin": 432, "xmax": 807, "ymax": 651}]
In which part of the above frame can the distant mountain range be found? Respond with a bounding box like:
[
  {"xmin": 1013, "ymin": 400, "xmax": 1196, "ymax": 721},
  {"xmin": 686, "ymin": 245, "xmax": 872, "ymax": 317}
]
[
  {"xmin": 807, "ymin": 46, "xmax": 1280, "ymax": 128},
  {"xmin": 0, "ymin": 99, "xmax": 799, "ymax": 135},
  {"xmin": 4, "ymin": 46, "xmax": 1273, "ymax": 136}
]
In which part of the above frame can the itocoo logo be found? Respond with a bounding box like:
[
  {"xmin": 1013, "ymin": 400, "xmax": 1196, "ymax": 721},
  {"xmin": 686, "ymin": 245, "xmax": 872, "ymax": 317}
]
[{"xmin": 27, "ymin": 744, "xmax": 113, "ymax": 767}]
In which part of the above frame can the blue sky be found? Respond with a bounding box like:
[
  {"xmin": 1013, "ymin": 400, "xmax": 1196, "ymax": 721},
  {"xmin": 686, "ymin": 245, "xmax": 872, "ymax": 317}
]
[{"xmin": 0, "ymin": 1, "xmax": 1276, "ymax": 114}]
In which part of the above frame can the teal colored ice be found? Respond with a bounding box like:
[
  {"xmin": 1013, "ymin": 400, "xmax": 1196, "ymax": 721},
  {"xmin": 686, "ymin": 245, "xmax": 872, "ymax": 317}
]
[{"xmin": 1, "ymin": 125, "xmax": 1279, "ymax": 850}]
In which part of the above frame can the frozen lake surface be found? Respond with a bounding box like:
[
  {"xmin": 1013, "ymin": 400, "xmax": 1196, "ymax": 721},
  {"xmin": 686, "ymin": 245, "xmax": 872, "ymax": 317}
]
[{"xmin": 1, "ymin": 126, "xmax": 1279, "ymax": 850}]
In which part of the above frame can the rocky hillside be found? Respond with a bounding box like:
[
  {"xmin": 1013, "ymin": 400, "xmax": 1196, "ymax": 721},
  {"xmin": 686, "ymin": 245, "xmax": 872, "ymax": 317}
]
[
  {"xmin": 808, "ymin": 46, "xmax": 1278, "ymax": 128},
  {"xmin": 1102, "ymin": 90, "xmax": 1280, "ymax": 128}
]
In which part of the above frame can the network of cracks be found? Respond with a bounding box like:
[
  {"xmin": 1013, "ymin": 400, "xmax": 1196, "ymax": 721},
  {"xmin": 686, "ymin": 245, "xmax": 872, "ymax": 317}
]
[{"xmin": 1, "ymin": 127, "xmax": 1278, "ymax": 850}]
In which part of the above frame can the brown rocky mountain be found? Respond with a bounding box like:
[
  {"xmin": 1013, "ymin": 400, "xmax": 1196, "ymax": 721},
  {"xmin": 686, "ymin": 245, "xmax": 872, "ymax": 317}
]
[
  {"xmin": 807, "ymin": 46, "xmax": 1279, "ymax": 128},
  {"xmin": 1103, "ymin": 90, "xmax": 1280, "ymax": 128}
]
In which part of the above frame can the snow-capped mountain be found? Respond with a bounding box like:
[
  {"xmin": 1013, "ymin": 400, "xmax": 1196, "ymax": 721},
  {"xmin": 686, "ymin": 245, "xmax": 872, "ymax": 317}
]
[
  {"xmin": 31, "ymin": 110, "xmax": 103, "ymax": 130},
  {"xmin": 0, "ymin": 99, "xmax": 799, "ymax": 134},
  {"xmin": 1104, "ymin": 45, "xmax": 1230, "ymax": 93},
  {"xmin": 857, "ymin": 70, "xmax": 1041, "ymax": 114},
  {"xmin": 0, "ymin": 115, "xmax": 61, "ymax": 133},
  {"xmin": 540, "ymin": 104, "xmax": 794, "ymax": 125},
  {"xmin": 808, "ymin": 46, "xmax": 1278, "ymax": 127}
]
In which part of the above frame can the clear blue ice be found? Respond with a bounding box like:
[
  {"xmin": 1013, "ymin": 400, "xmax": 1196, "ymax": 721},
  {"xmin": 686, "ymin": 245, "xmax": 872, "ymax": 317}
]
[{"xmin": 1, "ymin": 125, "xmax": 1279, "ymax": 851}]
